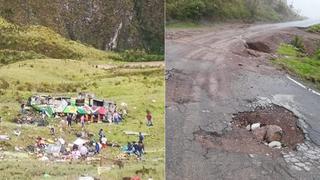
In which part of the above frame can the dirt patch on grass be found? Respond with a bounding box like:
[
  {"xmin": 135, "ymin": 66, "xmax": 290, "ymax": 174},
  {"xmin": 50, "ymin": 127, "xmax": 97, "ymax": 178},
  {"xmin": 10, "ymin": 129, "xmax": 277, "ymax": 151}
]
[{"xmin": 194, "ymin": 104, "xmax": 304, "ymax": 157}]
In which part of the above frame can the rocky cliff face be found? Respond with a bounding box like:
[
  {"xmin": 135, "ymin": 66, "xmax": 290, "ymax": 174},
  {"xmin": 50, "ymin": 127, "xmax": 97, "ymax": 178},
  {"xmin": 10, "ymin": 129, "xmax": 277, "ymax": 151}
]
[{"xmin": 0, "ymin": 0, "xmax": 164, "ymax": 54}]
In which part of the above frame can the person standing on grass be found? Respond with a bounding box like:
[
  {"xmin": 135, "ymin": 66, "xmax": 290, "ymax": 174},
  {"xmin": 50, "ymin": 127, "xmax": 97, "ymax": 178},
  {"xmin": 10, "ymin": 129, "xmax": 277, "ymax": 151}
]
[
  {"xmin": 98, "ymin": 129, "xmax": 105, "ymax": 143},
  {"xmin": 138, "ymin": 132, "xmax": 144, "ymax": 143},
  {"xmin": 95, "ymin": 141, "xmax": 100, "ymax": 154},
  {"xmin": 67, "ymin": 114, "xmax": 72, "ymax": 127},
  {"xmin": 80, "ymin": 115, "xmax": 85, "ymax": 128},
  {"xmin": 20, "ymin": 103, "xmax": 25, "ymax": 114},
  {"xmin": 146, "ymin": 110, "xmax": 153, "ymax": 126}
]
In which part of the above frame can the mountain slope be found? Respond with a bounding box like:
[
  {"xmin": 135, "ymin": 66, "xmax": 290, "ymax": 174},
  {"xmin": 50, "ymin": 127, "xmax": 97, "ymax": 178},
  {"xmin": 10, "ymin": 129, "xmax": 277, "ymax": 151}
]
[
  {"xmin": 166, "ymin": 0, "xmax": 299, "ymax": 22},
  {"xmin": 0, "ymin": 17, "xmax": 110, "ymax": 63},
  {"xmin": 0, "ymin": 0, "xmax": 164, "ymax": 54}
]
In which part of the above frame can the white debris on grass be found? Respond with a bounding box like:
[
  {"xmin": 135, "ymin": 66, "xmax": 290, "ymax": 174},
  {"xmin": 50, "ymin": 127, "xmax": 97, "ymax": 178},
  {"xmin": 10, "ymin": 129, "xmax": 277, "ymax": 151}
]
[{"xmin": 123, "ymin": 131, "xmax": 148, "ymax": 136}]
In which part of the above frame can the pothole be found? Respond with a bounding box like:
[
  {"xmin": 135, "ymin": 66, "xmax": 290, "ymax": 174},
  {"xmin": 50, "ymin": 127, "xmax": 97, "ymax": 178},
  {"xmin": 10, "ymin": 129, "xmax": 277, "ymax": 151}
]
[
  {"xmin": 194, "ymin": 104, "xmax": 304, "ymax": 158},
  {"xmin": 232, "ymin": 104, "xmax": 304, "ymax": 150},
  {"xmin": 246, "ymin": 41, "xmax": 272, "ymax": 53}
]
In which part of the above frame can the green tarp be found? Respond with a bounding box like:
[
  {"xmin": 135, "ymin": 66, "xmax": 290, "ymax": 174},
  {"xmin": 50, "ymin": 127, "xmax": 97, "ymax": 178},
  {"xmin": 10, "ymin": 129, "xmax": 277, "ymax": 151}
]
[
  {"xmin": 63, "ymin": 105, "xmax": 78, "ymax": 114},
  {"xmin": 32, "ymin": 105, "xmax": 54, "ymax": 117}
]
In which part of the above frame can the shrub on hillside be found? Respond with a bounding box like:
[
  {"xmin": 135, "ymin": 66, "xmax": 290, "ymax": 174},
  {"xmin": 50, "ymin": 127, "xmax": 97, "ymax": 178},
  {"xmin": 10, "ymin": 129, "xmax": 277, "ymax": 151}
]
[
  {"xmin": 0, "ymin": 50, "xmax": 45, "ymax": 64},
  {"xmin": 115, "ymin": 49, "xmax": 164, "ymax": 62},
  {"xmin": 0, "ymin": 78, "xmax": 9, "ymax": 89},
  {"xmin": 291, "ymin": 36, "xmax": 305, "ymax": 53},
  {"xmin": 308, "ymin": 24, "xmax": 320, "ymax": 34},
  {"xmin": 0, "ymin": 17, "xmax": 109, "ymax": 61}
]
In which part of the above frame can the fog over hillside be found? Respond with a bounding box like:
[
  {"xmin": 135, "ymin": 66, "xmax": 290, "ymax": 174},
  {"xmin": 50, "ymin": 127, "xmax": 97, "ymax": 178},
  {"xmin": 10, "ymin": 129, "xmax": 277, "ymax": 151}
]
[{"xmin": 290, "ymin": 0, "xmax": 320, "ymax": 18}]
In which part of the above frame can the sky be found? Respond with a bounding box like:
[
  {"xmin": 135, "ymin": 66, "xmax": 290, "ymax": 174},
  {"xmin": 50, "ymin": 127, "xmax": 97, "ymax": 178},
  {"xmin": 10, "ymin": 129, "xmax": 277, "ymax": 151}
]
[{"xmin": 289, "ymin": 0, "xmax": 320, "ymax": 18}]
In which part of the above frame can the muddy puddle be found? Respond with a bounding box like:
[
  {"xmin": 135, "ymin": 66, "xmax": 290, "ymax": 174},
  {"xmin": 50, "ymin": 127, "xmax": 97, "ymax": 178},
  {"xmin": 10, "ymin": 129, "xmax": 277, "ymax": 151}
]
[{"xmin": 194, "ymin": 104, "xmax": 304, "ymax": 157}]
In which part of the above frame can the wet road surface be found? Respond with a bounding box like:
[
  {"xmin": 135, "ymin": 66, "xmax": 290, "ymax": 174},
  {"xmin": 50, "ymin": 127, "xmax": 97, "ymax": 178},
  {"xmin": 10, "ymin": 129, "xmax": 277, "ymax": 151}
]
[{"xmin": 166, "ymin": 20, "xmax": 320, "ymax": 180}]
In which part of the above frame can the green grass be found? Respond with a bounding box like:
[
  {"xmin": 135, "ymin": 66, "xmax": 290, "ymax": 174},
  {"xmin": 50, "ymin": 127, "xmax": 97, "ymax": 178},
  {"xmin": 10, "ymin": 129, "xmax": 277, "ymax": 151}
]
[
  {"xmin": 307, "ymin": 24, "xmax": 320, "ymax": 33},
  {"xmin": 166, "ymin": 0, "xmax": 298, "ymax": 23},
  {"xmin": 274, "ymin": 44, "xmax": 320, "ymax": 89},
  {"xmin": 0, "ymin": 17, "xmax": 111, "ymax": 62},
  {"xmin": 0, "ymin": 49, "xmax": 46, "ymax": 64},
  {"xmin": 0, "ymin": 16, "xmax": 164, "ymax": 179},
  {"xmin": 111, "ymin": 50, "xmax": 164, "ymax": 62},
  {"xmin": 0, "ymin": 59, "xmax": 164, "ymax": 179}
]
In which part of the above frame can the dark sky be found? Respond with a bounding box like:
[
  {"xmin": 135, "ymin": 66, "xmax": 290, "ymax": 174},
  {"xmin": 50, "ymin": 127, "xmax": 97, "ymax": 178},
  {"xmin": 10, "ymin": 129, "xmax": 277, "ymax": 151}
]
[{"xmin": 289, "ymin": 0, "xmax": 320, "ymax": 18}]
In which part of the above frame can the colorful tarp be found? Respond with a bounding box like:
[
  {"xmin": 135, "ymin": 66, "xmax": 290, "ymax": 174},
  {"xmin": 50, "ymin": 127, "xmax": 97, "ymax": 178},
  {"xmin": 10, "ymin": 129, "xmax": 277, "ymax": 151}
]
[
  {"xmin": 98, "ymin": 107, "xmax": 107, "ymax": 115},
  {"xmin": 63, "ymin": 105, "xmax": 78, "ymax": 114}
]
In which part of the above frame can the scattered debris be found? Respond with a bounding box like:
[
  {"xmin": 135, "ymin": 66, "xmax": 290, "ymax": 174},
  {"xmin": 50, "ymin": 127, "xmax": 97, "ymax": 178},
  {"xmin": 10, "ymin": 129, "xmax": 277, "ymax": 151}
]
[
  {"xmin": 194, "ymin": 104, "xmax": 304, "ymax": 157},
  {"xmin": 78, "ymin": 176, "xmax": 94, "ymax": 180},
  {"xmin": 252, "ymin": 127, "xmax": 267, "ymax": 141},
  {"xmin": 0, "ymin": 135, "xmax": 9, "ymax": 141},
  {"xmin": 265, "ymin": 125, "xmax": 283, "ymax": 143},
  {"xmin": 250, "ymin": 123, "xmax": 261, "ymax": 131},
  {"xmin": 13, "ymin": 129, "xmax": 21, "ymax": 136},
  {"xmin": 268, "ymin": 141, "xmax": 282, "ymax": 148},
  {"xmin": 123, "ymin": 131, "xmax": 148, "ymax": 136},
  {"xmin": 232, "ymin": 104, "xmax": 304, "ymax": 149}
]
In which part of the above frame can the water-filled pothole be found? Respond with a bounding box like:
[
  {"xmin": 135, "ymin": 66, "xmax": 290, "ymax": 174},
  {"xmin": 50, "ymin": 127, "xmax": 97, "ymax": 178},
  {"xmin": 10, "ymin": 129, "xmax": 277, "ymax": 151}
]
[{"xmin": 194, "ymin": 104, "xmax": 304, "ymax": 157}]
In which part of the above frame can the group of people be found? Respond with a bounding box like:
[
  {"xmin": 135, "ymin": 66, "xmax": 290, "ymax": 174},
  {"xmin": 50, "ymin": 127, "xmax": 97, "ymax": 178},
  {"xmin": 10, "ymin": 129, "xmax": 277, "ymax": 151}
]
[{"xmin": 123, "ymin": 132, "xmax": 145, "ymax": 158}]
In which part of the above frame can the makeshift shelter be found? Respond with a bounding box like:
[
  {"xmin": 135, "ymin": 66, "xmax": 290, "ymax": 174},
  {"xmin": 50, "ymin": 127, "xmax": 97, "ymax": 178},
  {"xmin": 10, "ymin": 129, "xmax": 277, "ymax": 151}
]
[
  {"xmin": 55, "ymin": 97, "xmax": 71, "ymax": 105},
  {"xmin": 76, "ymin": 99, "xmax": 85, "ymax": 106},
  {"xmin": 83, "ymin": 104, "xmax": 93, "ymax": 114},
  {"xmin": 91, "ymin": 106, "xmax": 99, "ymax": 115},
  {"xmin": 53, "ymin": 99, "xmax": 68, "ymax": 113},
  {"xmin": 42, "ymin": 106, "xmax": 55, "ymax": 117},
  {"xmin": 93, "ymin": 99, "xmax": 104, "ymax": 107},
  {"xmin": 77, "ymin": 107, "xmax": 90, "ymax": 115},
  {"xmin": 63, "ymin": 105, "xmax": 78, "ymax": 114},
  {"xmin": 70, "ymin": 98, "xmax": 76, "ymax": 106},
  {"xmin": 98, "ymin": 107, "xmax": 107, "ymax": 115},
  {"xmin": 32, "ymin": 104, "xmax": 54, "ymax": 117}
]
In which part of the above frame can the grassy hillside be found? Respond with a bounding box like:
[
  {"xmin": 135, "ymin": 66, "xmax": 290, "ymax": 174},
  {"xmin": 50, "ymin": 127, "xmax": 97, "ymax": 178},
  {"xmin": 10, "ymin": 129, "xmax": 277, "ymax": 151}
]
[
  {"xmin": 166, "ymin": 0, "xmax": 299, "ymax": 23},
  {"xmin": 0, "ymin": 0, "xmax": 164, "ymax": 54},
  {"xmin": 0, "ymin": 17, "xmax": 110, "ymax": 62},
  {"xmin": 0, "ymin": 17, "xmax": 164, "ymax": 179}
]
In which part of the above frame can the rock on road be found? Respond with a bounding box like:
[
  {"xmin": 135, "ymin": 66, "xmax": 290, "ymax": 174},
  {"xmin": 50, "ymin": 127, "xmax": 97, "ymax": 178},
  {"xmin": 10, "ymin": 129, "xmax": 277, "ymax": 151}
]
[{"xmin": 166, "ymin": 19, "xmax": 320, "ymax": 180}]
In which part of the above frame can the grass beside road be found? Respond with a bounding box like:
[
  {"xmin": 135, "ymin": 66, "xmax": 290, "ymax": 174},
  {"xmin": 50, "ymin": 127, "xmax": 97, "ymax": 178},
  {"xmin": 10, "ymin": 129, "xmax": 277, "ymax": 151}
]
[
  {"xmin": 274, "ymin": 43, "xmax": 320, "ymax": 90},
  {"xmin": 308, "ymin": 24, "xmax": 320, "ymax": 34}
]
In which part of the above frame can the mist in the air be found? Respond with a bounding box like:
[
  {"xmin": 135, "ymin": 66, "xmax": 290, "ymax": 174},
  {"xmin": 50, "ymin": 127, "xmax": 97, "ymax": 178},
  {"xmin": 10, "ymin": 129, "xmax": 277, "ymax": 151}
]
[{"xmin": 289, "ymin": 0, "xmax": 320, "ymax": 19}]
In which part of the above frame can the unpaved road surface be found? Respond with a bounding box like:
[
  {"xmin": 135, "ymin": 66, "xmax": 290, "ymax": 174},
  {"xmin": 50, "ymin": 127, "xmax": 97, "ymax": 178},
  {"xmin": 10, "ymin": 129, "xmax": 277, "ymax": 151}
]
[{"xmin": 166, "ymin": 19, "xmax": 320, "ymax": 180}]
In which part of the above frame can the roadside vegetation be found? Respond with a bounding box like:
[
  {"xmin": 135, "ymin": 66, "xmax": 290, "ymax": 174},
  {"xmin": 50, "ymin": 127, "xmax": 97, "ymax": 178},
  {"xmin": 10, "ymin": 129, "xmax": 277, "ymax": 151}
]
[
  {"xmin": 0, "ymin": 17, "xmax": 164, "ymax": 179},
  {"xmin": 166, "ymin": 0, "xmax": 299, "ymax": 26},
  {"xmin": 274, "ymin": 38, "xmax": 320, "ymax": 90},
  {"xmin": 308, "ymin": 24, "xmax": 320, "ymax": 34},
  {"xmin": 112, "ymin": 50, "xmax": 164, "ymax": 62}
]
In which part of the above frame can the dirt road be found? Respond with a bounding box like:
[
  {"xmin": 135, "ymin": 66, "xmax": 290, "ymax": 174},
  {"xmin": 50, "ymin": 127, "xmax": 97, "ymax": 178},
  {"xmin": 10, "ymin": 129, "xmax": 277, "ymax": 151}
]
[{"xmin": 166, "ymin": 19, "xmax": 320, "ymax": 180}]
